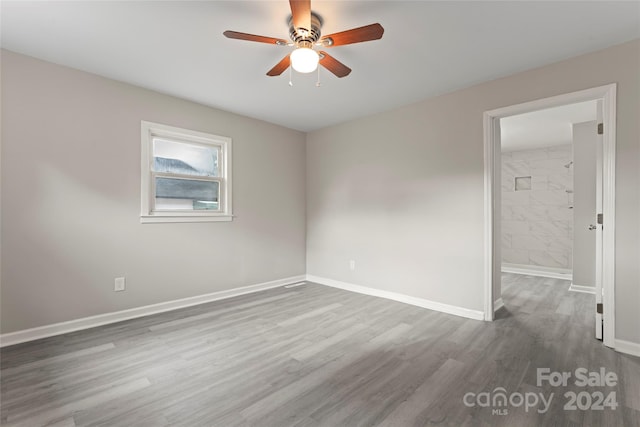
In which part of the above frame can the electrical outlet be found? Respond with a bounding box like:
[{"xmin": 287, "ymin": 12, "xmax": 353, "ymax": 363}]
[
  {"xmin": 114, "ymin": 277, "xmax": 126, "ymax": 292},
  {"xmin": 349, "ymin": 260, "xmax": 356, "ymax": 271}
]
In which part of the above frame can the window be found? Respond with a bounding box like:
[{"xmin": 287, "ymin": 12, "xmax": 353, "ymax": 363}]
[{"xmin": 141, "ymin": 121, "xmax": 232, "ymax": 223}]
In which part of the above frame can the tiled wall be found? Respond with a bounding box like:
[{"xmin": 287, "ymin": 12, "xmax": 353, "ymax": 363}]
[{"xmin": 502, "ymin": 144, "xmax": 573, "ymax": 270}]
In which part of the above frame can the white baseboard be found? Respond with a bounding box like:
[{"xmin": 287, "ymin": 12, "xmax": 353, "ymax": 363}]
[
  {"xmin": 568, "ymin": 283, "xmax": 596, "ymax": 294},
  {"xmin": 614, "ymin": 338, "xmax": 640, "ymax": 358},
  {"xmin": 306, "ymin": 275, "xmax": 484, "ymax": 321},
  {"xmin": 0, "ymin": 275, "xmax": 306, "ymax": 348},
  {"xmin": 502, "ymin": 263, "xmax": 572, "ymax": 280},
  {"xmin": 494, "ymin": 298, "xmax": 504, "ymax": 312}
]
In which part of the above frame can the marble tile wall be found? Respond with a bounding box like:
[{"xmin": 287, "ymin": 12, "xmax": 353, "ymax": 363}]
[{"xmin": 502, "ymin": 144, "xmax": 573, "ymax": 270}]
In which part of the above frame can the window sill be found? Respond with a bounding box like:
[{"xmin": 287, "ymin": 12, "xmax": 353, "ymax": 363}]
[{"xmin": 140, "ymin": 215, "xmax": 233, "ymax": 224}]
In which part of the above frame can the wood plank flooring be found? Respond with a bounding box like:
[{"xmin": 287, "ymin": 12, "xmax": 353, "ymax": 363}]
[{"xmin": 1, "ymin": 274, "xmax": 639, "ymax": 426}]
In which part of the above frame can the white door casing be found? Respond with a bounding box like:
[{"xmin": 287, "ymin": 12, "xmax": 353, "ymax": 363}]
[{"xmin": 483, "ymin": 84, "xmax": 616, "ymax": 348}]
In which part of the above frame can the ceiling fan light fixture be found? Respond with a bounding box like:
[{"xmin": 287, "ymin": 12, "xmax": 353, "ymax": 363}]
[{"xmin": 290, "ymin": 47, "xmax": 319, "ymax": 73}]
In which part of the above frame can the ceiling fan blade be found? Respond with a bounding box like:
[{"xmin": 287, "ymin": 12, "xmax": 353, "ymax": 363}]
[
  {"xmin": 320, "ymin": 23, "xmax": 384, "ymax": 47},
  {"xmin": 266, "ymin": 55, "xmax": 291, "ymax": 76},
  {"xmin": 290, "ymin": 0, "xmax": 311, "ymax": 31},
  {"xmin": 319, "ymin": 51, "xmax": 351, "ymax": 78},
  {"xmin": 223, "ymin": 30, "xmax": 288, "ymax": 46}
]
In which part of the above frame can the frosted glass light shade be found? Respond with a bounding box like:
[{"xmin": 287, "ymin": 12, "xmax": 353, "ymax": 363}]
[{"xmin": 290, "ymin": 47, "xmax": 319, "ymax": 73}]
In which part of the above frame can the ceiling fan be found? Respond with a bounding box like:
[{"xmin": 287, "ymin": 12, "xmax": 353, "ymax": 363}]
[{"xmin": 223, "ymin": 0, "xmax": 384, "ymax": 78}]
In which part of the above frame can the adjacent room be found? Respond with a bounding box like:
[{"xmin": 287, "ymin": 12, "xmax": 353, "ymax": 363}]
[
  {"xmin": 1, "ymin": 1, "xmax": 639, "ymax": 426},
  {"xmin": 499, "ymin": 101, "xmax": 600, "ymax": 310}
]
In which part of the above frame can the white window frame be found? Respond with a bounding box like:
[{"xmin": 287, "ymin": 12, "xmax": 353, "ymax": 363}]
[{"xmin": 140, "ymin": 121, "xmax": 232, "ymax": 223}]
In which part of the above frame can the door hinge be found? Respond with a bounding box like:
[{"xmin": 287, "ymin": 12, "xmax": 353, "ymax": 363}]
[
  {"xmin": 597, "ymin": 123, "xmax": 604, "ymax": 135},
  {"xmin": 597, "ymin": 213, "xmax": 603, "ymax": 225},
  {"xmin": 597, "ymin": 303, "xmax": 603, "ymax": 314}
]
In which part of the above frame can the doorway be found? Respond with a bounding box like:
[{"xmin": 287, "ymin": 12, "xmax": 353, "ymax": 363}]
[{"xmin": 483, "ymin": 84, "xmax": 616, "ymax": 348}]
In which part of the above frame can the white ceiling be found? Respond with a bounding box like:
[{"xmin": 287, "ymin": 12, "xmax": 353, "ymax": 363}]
[
  {"xmin": 2, "ymin": 1, "xmax": 638, "ymax": 132},
  {"xmin": 500, "ymin": 100, "xmax": 598, "ymax": 152}
]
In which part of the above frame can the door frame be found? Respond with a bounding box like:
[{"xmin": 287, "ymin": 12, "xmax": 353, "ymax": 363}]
[{"xmin": 483, "ymin": 84, "xmax": 617, "ymax": 348}]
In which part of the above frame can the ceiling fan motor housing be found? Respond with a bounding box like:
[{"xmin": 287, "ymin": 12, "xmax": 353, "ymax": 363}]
[{"xmin": 288, "ymin": 12, "xmax": 323, "ymax": 46}]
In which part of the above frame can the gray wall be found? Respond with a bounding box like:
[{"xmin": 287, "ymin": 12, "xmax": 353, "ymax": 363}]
[
  {"xmin": 572, "ymin": 121, "xmax": 598, "ymax": 288},
  {"xmin": 1, "ymin": 50, "xmax": 307, "ymax": 333},
  {"xmin": 306, "ymin": 40, "xmax": 639, "ymax": 343}
]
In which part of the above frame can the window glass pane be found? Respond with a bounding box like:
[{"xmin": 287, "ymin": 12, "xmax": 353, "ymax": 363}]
[
  {"xmin": 154, "ymin": 177, "xmax": 219, "ymax": 211},
  {"xmin": 153, "ymin": 138, "xmax": 219, "ymax": 177}
]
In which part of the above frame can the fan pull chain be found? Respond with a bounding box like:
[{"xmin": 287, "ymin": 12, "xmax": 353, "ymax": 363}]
[
  {"xmin": 288, "ymin": 65, "xmax": 293, "ymax": 87},
  {"xmin": 316, "ymin": 66, "xmax": 321, "ymax": 87}
]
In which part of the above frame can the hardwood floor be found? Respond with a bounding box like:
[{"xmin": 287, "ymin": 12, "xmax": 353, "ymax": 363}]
[{"xmin": 1, "ymin": 274, "xmax": 639, "ymax": 426}]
